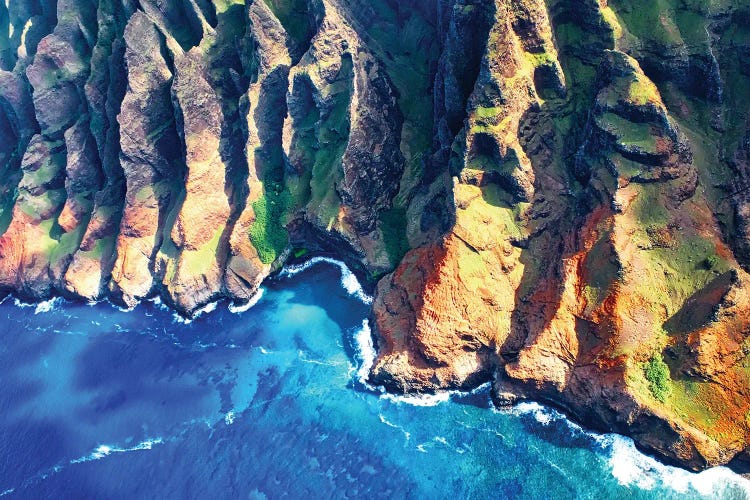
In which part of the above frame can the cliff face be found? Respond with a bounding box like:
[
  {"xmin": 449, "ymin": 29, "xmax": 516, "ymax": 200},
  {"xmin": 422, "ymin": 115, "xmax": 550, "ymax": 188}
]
[{"xmin": 1, "ymin": 0, "xmax": 750, "ymax": 472}]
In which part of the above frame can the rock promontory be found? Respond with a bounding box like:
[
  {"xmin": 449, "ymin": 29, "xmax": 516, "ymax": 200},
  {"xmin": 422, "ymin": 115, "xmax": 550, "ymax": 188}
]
[{"xmin": 2, "ymin": 0, "xmax": 750, "ymax": 472}]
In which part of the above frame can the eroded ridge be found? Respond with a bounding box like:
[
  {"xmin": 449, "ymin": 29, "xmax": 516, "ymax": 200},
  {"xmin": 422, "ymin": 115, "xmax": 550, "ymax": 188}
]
[{"xmin": 1, "ymin": 0, "xmax": 750, "ymax": 471}]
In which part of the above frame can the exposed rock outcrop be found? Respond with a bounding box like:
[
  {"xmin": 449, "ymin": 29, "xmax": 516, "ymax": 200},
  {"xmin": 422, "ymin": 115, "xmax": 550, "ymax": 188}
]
[{"xmin": 2, "ymin": 0, "xmax": 750, "ymax": 473}]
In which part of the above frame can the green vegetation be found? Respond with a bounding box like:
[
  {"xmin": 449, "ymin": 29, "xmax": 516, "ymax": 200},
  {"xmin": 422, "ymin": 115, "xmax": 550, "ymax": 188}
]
[
  {"xmin": 249, "ymin": 185, "xmax": 291, "ymax": 265},
  {"xmin": 458, "ymin": 246, "xmax": 487, "ymax": 279},
  {"xmin": 35, "ymin": 218, "xmax": 62, "ymax": 257},
  {"xmin": 627, "ymin": 77, "xmax": 660, "ymax": 106},
  {"xmin": 597, "ymin": 112, "xmax": 658, "ymax": 154},
  {"xmin": 610, "ymin": 153, "xmax": 645, "ymax": 179},
  {"xmin": 262, "ymin": 0, "xmax": 313, "ymax": 52},
  {"xmin": 213, "ymin": 0, "xmax": 245, "ymax": 15},
  {"xmin": 524, "ymin": 51, "xmax": 557, "ymax": 69},
  {"xmin": 600, "ymin": 6, "xmax": 623, "ymax": 41},
  {"xmin": 0, "ymin": 192, "xmax": 16, "ymax": 234},
  {"xmin": 380, "ymin": 207, "xmax": 409, "ymax": 265},
  {"xmin": 22, "ymin": 154, "xmax": 62, "ymax": 188},
  {"xmin": 306, "ymin": 55, "xmax": 353, "ymax": 226},
  {"xmin": 668, "ymin": 378, "xmax": 720, "ymax": 431},
  {"xmin": 610, "ymin": 0, "xmax": 707, "ymax": 48},
  {"xmin": 19, "ymin": 189, "xmax": 66, "ymax": 221},
  {"xmin": 80, "ymin": 236, "xmax": 115, "ymax": 261},
  {"xmin": 644, "ymin": 230, "xmax": 729, "ymax": 314},
  {"xmin": 644, "ymin": 354, "xmax": 672, "ymax": 402},
  {"xmin": 49, "ymin": 220, "xmax": 88, "ymax": 265},
  {"xmin": 474, "ymin": 106, "xmax": 502, "ymax": 120},
  {"xmin": 703, "ymin": 254, "xmax": 720, "ymax": 270},
  {"xmin": 631, "ymin": 184, "xmax": 670, "ymax": 227},
  {"xmin": 355, "ymin": 2, "xmax": 438, "ymax": 216},
  {"xmin": 183, "ymin": 227, "xmax": 223, "ymax": 275}
]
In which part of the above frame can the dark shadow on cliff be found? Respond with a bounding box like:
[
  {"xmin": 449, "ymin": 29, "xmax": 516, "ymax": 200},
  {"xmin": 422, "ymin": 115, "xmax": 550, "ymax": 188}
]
[
  {"xmin": 206, "ymin": 3, "xmax": 254, "ymax": 271},
  {"xmin": 663, "ymin": 270, "xmax": 734, "ymax": 336},
  {"xmin": 498, "ymin": 0, "xmax": 621, "ymax": 407},
  {"xmin": 499, "ymin": 106, "xmax": 574, "ymax": 387}
]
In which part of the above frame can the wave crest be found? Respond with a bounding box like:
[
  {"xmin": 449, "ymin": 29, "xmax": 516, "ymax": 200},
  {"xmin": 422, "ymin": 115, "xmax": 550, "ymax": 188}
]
[
  {"xmin": 71, "ymin": 438, "xmax": 164, "ymax": 464},
  {"xmin": 280, "ymin": 257, "xmax": 373, "ymax": 304},
  {"xmin": 511, "ymin": 402, "xmax": 750, "ymax": 496},
  {"xmin": 228, "ymin": 288, "xmax": 265, "ymax": 314}
]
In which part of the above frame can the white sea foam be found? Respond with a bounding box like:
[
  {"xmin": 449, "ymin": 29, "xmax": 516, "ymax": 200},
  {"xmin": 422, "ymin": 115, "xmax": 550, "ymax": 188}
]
[
  {"xmin": 352, "ymin": 319, "xmax": 376, "ymax": 385},
  {"xmin": 354, "ymin": 319, "xmax": 450, "ymax": 406},
  {"xmin": 34, "ymin": 297, "xmax": 62, "ymax": 314},
  {"xmin": 378, "ymin": 414, "xmax": 411, "ymax": 440},
  {"xmin": 148, "ymin": 295, "xmax": 169, "ymax": 311},
  {"xmin": 381, "ymin": 391, "xmax": 452, "ymax": 407},
  {"xmin": 112, "ymin": 300, "xmax": 136, "ymax": 313},
  {"xmin": 71, "ymin": 438, "xmax": 164, "ymax": 464},
  {"xmin": 598, "ymin": 434, "xmax": 750, "ymax": 496},
  {"xmin": 0, "ymin": 488, "xmax": 15, "ymax": 497},
  {"xmin": 381, "ymin": 382, "xmax": 493, "ymax": 408},
  {"xmin": 12, "ymin": 295, "xmax": 61, "ymax": 312},
  {"xmin": 298, "ymin": 350, "xmax": 342, "ymax": 367},
  {"xmin": 225, "ymin": 411, "xmax": 236, "ymax": 425},
  {"xmin": 173, "ymin": 301, "xmax": 218, "ymax": 325},
  {"xmin": 173, "ymin": 314, "xmax": 191, "ymax": 325},
  {"xmin": 349, "ymin": 313, "xmax": 495, "ymax": 408},
  {"xmin": 511, "ymin": 401, "xmax": 750, "ymax": 497},
  {"xmin": 13, "ymin": 298, "xmax": 33, "ymax": 308},
  {"xmin": 512, "ymin": 401, "xmax": 555, "ymax": 426},
  {"xmin": 280, "ymin": 257, "xmax": 373, "ymax": 304},
  {"xmin": 228, "ymin": 288, "xmax": 265, "ymax": 313},
  {"xmin": 348, "ymin": 319, "xmax": 450, "ymax": 407}
]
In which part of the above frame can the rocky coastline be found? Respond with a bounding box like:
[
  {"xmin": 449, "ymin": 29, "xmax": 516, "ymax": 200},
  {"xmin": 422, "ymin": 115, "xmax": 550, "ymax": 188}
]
[{"xmin": 2, "ymin": 0, "xmax": 750, "ymax": 472}]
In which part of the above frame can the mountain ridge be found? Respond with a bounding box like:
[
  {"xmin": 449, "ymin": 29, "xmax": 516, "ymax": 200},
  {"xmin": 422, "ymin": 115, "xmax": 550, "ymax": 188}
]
[{"xmin": 2, "ymin": 0, "xmax": 750, "ymax": 472}]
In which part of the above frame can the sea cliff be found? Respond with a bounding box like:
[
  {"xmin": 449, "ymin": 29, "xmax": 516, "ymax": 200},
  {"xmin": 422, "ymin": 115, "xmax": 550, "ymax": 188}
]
[{"xmin": 2, "ymin": 0, "xmax": 750, "ymax": 471}]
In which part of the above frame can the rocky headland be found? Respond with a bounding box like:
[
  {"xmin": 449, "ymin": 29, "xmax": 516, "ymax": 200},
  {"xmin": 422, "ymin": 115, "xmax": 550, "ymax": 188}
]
[{"xmin": 2, "ymin": 0, "xmax": 750, "ymax": 472}]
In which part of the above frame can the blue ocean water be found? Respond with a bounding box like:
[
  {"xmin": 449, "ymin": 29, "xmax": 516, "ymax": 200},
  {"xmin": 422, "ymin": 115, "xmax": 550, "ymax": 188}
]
[{"xmin": 0, "ymin": 259, "xmax": 748, "ymax": 499}]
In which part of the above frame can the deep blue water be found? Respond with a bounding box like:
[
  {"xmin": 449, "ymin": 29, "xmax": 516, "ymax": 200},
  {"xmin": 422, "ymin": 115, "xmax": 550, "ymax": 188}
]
[{"xmin": 1, "ymin": 259, "xmax": 749, "ymax": 499}]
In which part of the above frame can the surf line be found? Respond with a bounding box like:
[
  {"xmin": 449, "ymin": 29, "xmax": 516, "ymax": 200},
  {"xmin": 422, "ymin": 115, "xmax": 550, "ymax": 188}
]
[{"xmin": 279, "ymin": 256, "xmax": 374, "ymax": 305}]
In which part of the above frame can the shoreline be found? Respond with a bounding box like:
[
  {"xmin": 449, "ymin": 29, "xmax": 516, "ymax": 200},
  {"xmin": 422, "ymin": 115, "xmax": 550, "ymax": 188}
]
[{"xmin": 4, "ymin": 256, "xmax": 750, "ymax": 488}]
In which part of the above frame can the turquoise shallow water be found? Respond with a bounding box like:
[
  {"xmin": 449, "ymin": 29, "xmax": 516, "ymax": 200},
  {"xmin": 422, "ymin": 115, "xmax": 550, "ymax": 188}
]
[{"xmin": 0, "ymin": 259, "xmax": 749, "ymax": 499}]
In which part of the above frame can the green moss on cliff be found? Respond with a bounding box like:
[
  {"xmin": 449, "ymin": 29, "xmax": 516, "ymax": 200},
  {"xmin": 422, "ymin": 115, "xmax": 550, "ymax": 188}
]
[
  {"xmin": 610, "ymin": 0, "xmax": 708, "ymax": 48},
  {"xmin": 50, "ymin": 222, "xmax": 88, "ymax": 265},
  {"xmin": 262, "ymin": 0, "xmax": 314, "ymax": 52},
  {"xmin": 598, "ymin": 113, "xmax": 659, "ymax": 154},
  {"xmin": 307, "ymin": 55, "xmax": 353, "ymax": 227},
  {"xmin": 249, "ymin": 187, "xmax": 290, "ymax": 264},
  {"xmin": 80, "ymin": 236, "xmax": 115, "ymax": 261},
  {"xmin": 644, "ymin": 354, "xmax": 672, "ymax": 402},
  {"xmin": 380, "ymin": 206, "xmax": 409, "ymax": 265},
  {"xmin": 183, "ymin": 227, "xmax": 224, "ymax": 275},
  {"xmin": 19, "ymin": 189, "xmax": 66, "ymax": 221}
]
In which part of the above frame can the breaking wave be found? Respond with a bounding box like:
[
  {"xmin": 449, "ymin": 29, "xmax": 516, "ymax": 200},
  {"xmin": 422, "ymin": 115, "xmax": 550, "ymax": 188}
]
[
  {"xmin": 71, "ymin": 438, "xmax": 164, "ymax": 464},
  {"xmin": 511, "ymin": 402, "xmax": 750, "ymax": 497},
  {"xmin": 280, "ymin": 257, "xmax": 373, "ymax": 304},
  {"xmin": 228, "ymin": 288, "xmax": 265, "ymax": 314}
]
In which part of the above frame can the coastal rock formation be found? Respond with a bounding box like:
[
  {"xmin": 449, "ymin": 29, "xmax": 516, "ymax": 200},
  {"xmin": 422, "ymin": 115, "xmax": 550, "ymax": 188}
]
[{"xmin": 1, "ymin": 0, "xmax": 750, "ymax": 472}]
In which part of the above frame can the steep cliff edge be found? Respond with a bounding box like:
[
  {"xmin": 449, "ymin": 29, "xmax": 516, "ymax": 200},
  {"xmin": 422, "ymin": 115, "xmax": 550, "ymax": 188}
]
[{"xmin": 1, "ymin": 0, "xmax": 750, "ymax": 472}]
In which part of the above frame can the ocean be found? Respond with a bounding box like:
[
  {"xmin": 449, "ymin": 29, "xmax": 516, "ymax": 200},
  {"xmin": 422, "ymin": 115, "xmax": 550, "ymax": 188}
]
[{"xmin": 0, "ymin": 259, "xmax": 748, "ymax": 499}]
